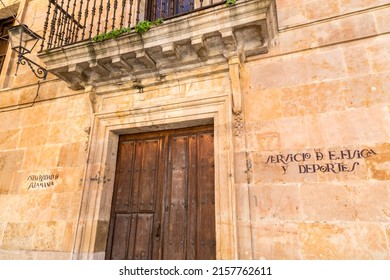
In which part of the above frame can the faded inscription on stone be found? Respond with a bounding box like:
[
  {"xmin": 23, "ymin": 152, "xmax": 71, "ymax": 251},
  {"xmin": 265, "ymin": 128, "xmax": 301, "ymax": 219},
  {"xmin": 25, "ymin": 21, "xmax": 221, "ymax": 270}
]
[
  {"xmin": 263, "ymin": 148, "xmax": 377, "ymax": 175},
  {"xmin": 26, "ymin": 173, "xmax": 59, "ymax": 190}
]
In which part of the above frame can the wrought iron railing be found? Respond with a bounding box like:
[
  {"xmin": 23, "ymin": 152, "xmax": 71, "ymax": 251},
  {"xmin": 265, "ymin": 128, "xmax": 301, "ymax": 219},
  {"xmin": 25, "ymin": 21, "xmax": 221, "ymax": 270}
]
[{"xmin": 40, "ymin": 0, "xmax": 225, "ymax": 51}]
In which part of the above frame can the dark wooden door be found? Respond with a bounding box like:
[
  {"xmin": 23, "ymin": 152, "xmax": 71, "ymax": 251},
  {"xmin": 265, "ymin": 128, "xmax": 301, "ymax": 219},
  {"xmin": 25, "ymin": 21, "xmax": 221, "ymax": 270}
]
[{"xmin": 105, "ymin": 125, "xmax": 216, "ymax": 260}]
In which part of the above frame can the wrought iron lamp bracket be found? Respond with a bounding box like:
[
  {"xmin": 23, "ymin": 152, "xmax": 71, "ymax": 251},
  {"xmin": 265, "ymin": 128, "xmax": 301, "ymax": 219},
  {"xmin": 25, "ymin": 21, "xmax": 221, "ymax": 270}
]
[{"xmin": 16, "ymin": 54, "xmax": 48, "ymax": 80}]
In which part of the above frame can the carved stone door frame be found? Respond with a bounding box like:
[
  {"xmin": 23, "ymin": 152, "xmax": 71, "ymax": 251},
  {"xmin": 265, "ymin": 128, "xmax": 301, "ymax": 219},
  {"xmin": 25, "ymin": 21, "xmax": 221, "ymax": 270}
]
[{"xmin": 72, "ymin": 92, "xmax": 237, "ymax": 260}]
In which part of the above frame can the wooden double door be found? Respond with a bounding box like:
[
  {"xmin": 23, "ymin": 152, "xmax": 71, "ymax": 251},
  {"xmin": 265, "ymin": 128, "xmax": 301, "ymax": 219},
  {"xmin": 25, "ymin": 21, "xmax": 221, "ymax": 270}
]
[{"xmin": 105, "ymin": 125, "xmax": 216, "ymax": 260}]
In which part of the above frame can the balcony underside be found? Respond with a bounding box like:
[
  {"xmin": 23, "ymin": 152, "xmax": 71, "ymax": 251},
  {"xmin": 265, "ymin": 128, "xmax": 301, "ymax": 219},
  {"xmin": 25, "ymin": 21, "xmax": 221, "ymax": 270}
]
[{"xmin": 38, "ymin": 1, "xmax": 276, "ymax": 90}]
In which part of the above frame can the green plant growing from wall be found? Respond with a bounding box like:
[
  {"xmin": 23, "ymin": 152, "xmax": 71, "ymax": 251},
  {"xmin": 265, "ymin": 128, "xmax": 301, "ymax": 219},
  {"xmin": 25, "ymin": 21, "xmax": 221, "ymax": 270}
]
[
  {"xmin": 134, "ymin": 21, "xmax": 152, "ymax": 34},
  {"xmin": 91, "ymin": 18, "xmax": 163, "ymax": 42},
  {"xmin": 92, "ymin": 27, "xmax": 131, "ymax": 42},
  {"xmin": 135, "ymin": 18, "xmax": 163, "ymax": 34},
  {"xmin": 226, "ymin": 0, "xmax": 236, "ymax": 6}
]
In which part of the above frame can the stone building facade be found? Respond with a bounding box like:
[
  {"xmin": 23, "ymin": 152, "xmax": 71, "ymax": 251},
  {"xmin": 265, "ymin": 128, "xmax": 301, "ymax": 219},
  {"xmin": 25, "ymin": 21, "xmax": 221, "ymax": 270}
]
[{"xmin": 0, "ymin": 0, "xmax": 389, "ymax": 259}]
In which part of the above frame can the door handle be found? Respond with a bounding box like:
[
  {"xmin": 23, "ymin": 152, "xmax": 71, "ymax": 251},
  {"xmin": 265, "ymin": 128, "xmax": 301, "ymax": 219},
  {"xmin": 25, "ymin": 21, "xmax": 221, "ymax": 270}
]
[{"xmin": 155, "ymin": 220, "xmax": 161, "ymax": 238}]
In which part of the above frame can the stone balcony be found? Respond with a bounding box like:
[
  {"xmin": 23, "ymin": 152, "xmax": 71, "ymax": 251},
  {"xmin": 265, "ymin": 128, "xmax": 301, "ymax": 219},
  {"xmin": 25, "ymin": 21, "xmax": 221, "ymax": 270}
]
[{"xmin": 38, "ymin": 0, "xmax": 277, "ymax": 90}]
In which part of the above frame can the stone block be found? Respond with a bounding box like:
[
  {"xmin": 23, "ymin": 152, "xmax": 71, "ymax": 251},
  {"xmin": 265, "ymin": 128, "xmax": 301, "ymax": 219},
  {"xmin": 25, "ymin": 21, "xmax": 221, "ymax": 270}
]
[
  {"xmin": 18, "ymin": 124, "xmax": 49, "ymax": 147},
  {"xmin": 367, "ymin": 35, "xmax": 390, "ymax": 73},
  {"xmin": 304, "ymin": 108, "xmax": 389, "ymax": 147},
  {"xmin": 56, "ymin": 167, "xmax": 85, "ymax": 193},
  {"xmin": 0, "ymin": 110, "xmax": 21, "ymax": 132},
  {"xmin": 249, "ymin": 49, "xmax": 347, "ymax": 90},
  {"xmin": 0, "ymin": 91, "xmax": 20, "ymax": 109},
  {"xmin": 244, "ymin": 88, "xmax": 281, "ymax": 121},
  {"xmin": 0, "ymin": 171, "xmax": 14, "ymax": 195},
  {"xmin": 34, "ymin": 251, "xmax": 72, "ymax": 260},
  {"xmin": 233, "ymin": 152, "xmax": 248, "ymax": 184},
  {"xmin": 49, "ymin": 96, "xmax": 90, "ymax": 122},
  {"xmin": 315, "ymin": 12, "xmax": 377, "ymax": 46},
  {"xmin": 343, "ymin": 44, "xmax": 371, "ymax": 76},
  {"xmin": 18, "ymin": 193, "xmax": 53, "ymax": 222},
  {"xmin": 67, "ymin": 191, "xmax": 82, "ymax": 220},
  {"xmin": 236, "ymin": 220, "xmax": 253, "ymax": 260},
  {"xmin": 278, "ymin": 25, "xmax": 317, "ymax": 53},
  {"xmin": 48, "ymin": 116, "xmax": 90, "ymax": 144},
  {"xmin": 344, "ymin": 73, "xmax": 390, "ymax": 108},
  {"xmin": 0, "ymin": 150, "xmax": 24, "ymax": 172},
  {"xmin": 235, "ymin": 184, "xmax": 251, "ymax": 221},
  {"xmin": 365, "ymin": 143, "xmax": 390, "ymax": 181},
  {"xmin": 0, "ymin": 195, "xmax": 20, "ymax": 221},
  {"xmin": 249, "ymin": 184, "xmax": 301, "ymax": 221},
  {"xmin": 20, "ymin": 103, "xmax": 51, "ymax": 127},
  {"xmin": 279, "ymin": 117, "xmax": 308, "ymax": 150},
  {"xmin": 38, "ymin": 145, "xmax": 60, "ymax": 169},
  {"xmin": 0, "ymin": 129, "xmax": 20, "ymax": 150},
  {"xmin": 21, "ymin": 147, "xmax": 40, "ymax": 170},
  {"xmin": 58, "ymin": 142, "xmax": 87, "ymax": 167},
  {"xmin": 299, "ymin": 222, "xmax": 389, "ymax": 259},
  {"xmin": 2, "ymin": 222, "xmax": 35, "ymax": 250},
  {"xmin": 375, "ymin": 8, "xmax": 390, "ymax": 33},
  {"xmin": 340, "ymin": 0, "xmax": 389, "ymax": 14},
  {"xmin": 0, "ymin": 249, "xmax": 36, "ymax": 260},
  {"xmin": 305, "ymin": 0, "xmax": 340, "ymax": 21},
  {"xmin": 276, "ymin": 1, "xmax": 307, "ymax": 29},
  {"xmin": 50, "ymin": 193, "xmax": 73, "ymax": 221},
  {"xmin": 33, "ymin": 221, "xmax": 66, "ymax": 251},
  {"xmin": 62, "ymin": 221, "xmax": 76, "ymax": 252},
  {"xmin": 301, "ymin": 182, "xmax": 390, "ymax": 222},
  {"xmin": 252, "ymin": 222, "xmax": 300, "ymax": 259}
]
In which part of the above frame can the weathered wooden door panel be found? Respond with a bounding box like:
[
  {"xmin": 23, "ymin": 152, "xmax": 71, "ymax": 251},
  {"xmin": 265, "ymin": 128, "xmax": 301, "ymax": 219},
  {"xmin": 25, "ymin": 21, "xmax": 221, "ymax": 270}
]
[
  {"xmin": 106, "ymin": 126, "xmax": 215, "ymax": 260},
  {"xmin": 197, "ymin": 132, "xmax": 216, "ymax": 260}
]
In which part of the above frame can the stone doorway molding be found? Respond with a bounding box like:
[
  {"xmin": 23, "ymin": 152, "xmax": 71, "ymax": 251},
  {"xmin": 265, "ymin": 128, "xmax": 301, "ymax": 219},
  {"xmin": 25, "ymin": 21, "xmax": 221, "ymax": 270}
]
[{"xmin": 72, "ymin": 89, "xmax": 237, "ymax": 260}]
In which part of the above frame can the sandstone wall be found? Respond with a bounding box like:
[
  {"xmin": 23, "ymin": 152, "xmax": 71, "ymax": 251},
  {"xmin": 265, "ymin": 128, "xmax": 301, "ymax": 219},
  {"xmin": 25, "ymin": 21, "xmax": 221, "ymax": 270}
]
[
  {"xmin": 0, "ymin": 0, "xmax": 389, "ymax": 260},
  {"xmin": 0, "ymin": 81, "xmax": 90, "ymax": 259},
  {"xmin": 236, "ymin": 0, "xmax": 390, "ymax": 259}
]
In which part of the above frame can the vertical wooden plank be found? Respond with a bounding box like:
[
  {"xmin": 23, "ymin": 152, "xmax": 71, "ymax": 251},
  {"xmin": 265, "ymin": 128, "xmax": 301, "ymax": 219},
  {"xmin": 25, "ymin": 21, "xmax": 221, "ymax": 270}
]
[
  {"xmin": 139, "ymin": 139, "xmax": 159, "ymax": 212},
  {"xmin": 197, "ymin": 132, "xmax": 216, "ymax": 260},
  {"xmin": 186, "ymin": 135, "xmax": 197, "ymax": 259},
  {"xmin": 152, "ymin": 135, "xmax": 167, "ymax": 260},
  {"xmin": 110, "ymin": 214, "xmax": 130, "ymax": 259},
  {"xmin": 114, "ymin": 141, "xmax": 135, "ymax": 212},
  {"xmin": 126, "ymin": 214, "xmax": 137, "ymax": 259},
  {"xmin": 134, "ymin": 213, "xmax": 154, "ymax": 259},
  {"xmin": 163, "ymin": 136, "xmax": 188, "ymax": 259},
  {"xmin": 130, "ymin": 141, "xmax": 144, "ymax": 212}
]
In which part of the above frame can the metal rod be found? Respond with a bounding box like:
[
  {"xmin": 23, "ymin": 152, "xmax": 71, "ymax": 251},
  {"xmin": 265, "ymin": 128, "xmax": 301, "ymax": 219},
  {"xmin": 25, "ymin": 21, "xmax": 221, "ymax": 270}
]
[
  {"xmin": 88, "ymin": 0, "xmax": 98, "ymax": 39},
  {"xmin": 63, "ymin": 0, "xmax": 72, "ymax": 44},
  {"xmin": 68, "ymin": 0, "xmax": 78, "ymax": 43},
  {"xmin": 128, "ymin": 0, "xmax": 133, "ymax": 27},
  {"xmin": 75, "ymin": 0, "xmax": 84, "ymax": 41},
  {"xmin": 40, "ymin": 0, "xmax": 52, "ymax": 51},
  {"xmin": 104, "ymin": 0, "xmax": 111, "ymax": 33},
  {"xmin": 55, "ymin": 0, "xmax": 66, "ymax": 46},
  {"xmin": 119, "ymin": 0, "xmax": 126, "ymax": 28},
  {"xmin": 48, "ymin": 0, "xmax": 84, "ymax": 28},
  {"xmin": 48, "ymin": 0, "xmax": 59, "ymax": 48},
  {"xmin": 97, "ymin": 0, "xmax": 104, "ymax": 35},
  {"xmin": 82, "ymin": 0, "xmax": 91, "ymax": 40},
  {"xmin": 112, "ymin": 0, "xmax": 118, "ymax": 30}
]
